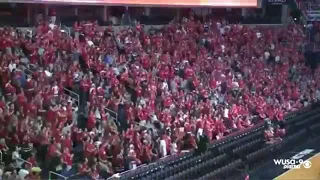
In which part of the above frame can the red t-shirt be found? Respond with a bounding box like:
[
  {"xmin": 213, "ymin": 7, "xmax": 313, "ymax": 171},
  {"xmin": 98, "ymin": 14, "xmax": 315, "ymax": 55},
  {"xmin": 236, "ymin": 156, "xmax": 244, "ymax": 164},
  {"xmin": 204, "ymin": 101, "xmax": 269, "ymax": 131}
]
[
  {"xmin": 22, "ymin": 134, "xmax": 31, "ymax": 145},
  {"xmin": 141, "ymin": 145, "xmax": 152, "ymax": 163},
  {"xmin": 0, "ymin": 144, "xmax": 7, "ymax": 152},
  {"xmin": 98, "ymin": 146, "xmax": 108, "ymax": 161},
  {"xmin": 63, "ymin": 153, "xmax": 73, "ymax": 166},
  {"xmin": 87, "ymin": 114, "xmax": 96, "ymax": 130},
  {"xmin": 48, "ymin": 144, "xmax": 57, "ymax": 157},
  {"xmin": 50, "ymin": 9, "xmax": 56, "ymax": 16},
  {"xmin": 79, "ymin": 163, "xmax": 89, "ymax": 174},
  {"xmin": 63, "ymin": 137, "xmax": 72, "ymax": 150},
  {"xmin": 17, "ymin": 94, "xmax": 26, "ymax": 106},
  {"xmin": 11, "ymin": 134, "xmax": 20, "ymax": 145},
  {"xmin": 91, "ymin": 169, "xmax": 100, "ymax": 179},
  {"xmin": 276, "ymin": 111, "xmax": 284, "ymax": 121},
  {"xmin": 26, "ymin": 156, "xmax": 37, "ymax": 169},
  {"xmin": 81, "ymin": 80, "xmax": 90, "ymax": 92},
  {"xmin": 76, "ymin": 131, "xmax": 84, "ymax": 142},
  {"xmin": 85, "ymin": 143, "xmax": 95, "ymax": 157}
]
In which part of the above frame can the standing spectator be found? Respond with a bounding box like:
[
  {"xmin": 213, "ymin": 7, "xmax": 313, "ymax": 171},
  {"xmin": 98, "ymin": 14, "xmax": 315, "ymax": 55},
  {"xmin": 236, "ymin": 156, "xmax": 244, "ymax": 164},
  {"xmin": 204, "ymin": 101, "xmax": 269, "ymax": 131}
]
[
  {"xmin": 80, "ymin": 75, "xmax": 90, "ymax": 108},
  {"xmin": 12, "ymin": 146, "xmax": 23, "ymax": 169},
  {"xmin": 49, "ymin": 8, "xmax": 56, "ymax": 25}
]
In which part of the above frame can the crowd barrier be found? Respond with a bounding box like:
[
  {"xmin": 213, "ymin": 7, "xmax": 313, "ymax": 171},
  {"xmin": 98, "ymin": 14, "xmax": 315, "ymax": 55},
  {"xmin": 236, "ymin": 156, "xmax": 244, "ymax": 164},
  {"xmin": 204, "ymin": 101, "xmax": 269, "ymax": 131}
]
[{"xmin": 49, "ymin": 171, "xmax": 67, "ymax": 180}]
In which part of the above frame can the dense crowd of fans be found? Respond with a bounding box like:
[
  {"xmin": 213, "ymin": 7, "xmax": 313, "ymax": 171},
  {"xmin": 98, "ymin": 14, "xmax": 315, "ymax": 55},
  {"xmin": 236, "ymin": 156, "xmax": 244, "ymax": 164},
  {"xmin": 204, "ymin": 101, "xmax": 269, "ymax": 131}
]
[{"xmin": 0, "ymin": 10, "xmax": 319, "ymax": 180}]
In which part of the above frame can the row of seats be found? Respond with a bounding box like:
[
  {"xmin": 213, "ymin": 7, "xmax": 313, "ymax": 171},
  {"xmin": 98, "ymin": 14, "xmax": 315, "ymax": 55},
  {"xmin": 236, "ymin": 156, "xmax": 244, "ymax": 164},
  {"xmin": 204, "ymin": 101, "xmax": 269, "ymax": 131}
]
[
  {"xmin": 285, "ymin": 106, "xmax": 320, "ymax": 125},
  {"xmin": 197, "ymin": 159, "xmax": 243, "ymax": 180},
  {"xmin": 122, "ymin": 153, "xmax": 193, "ymax": 180},
  {"xmin": 167, "ymin": 153, "xmax": 231, "ymax": 180},
  {"xmin": 162, "ymin": 131, "xmax": 265, "ymax": 179},
  {"xmin": 246, "ymin": 144, "xmax": 279, "ymax": 163},
  {"xmin": 218, "ymin": 130, "xmax": 262, "ymax": 153},
  {"xmin": 210, "ymin": 120, "xmax": 263, "ymax": 148},
  {"xmin": 286, "ymin": 108, "xmax": 320, "ymax": 134},
  {"xmin": 159, "ymin": 151, "xmax": 219, "ymax": 179},
  {"xmin": 232, "ymin": 139, "xmax": 264, "ymax": 156},
  {"xmin": 286, "ymin": 129, "xmax": 308, "ymax": 142},
  {"xmin": 143, "ymin": 151, "xmax": 214, "ymax": 180},
  {"xmin": 295, "ymin": 113, "xmax": 320, "ymax": 127},
  {"xmin": 310, "ymin": 123, "xmax": 320, "ymax": 135}
]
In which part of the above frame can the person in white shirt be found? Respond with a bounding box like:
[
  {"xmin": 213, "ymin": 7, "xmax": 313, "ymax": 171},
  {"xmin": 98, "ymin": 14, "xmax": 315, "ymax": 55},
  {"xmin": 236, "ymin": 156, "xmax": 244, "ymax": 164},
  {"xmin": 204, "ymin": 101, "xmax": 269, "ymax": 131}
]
[
  {"xmin": 12, "ymin": 146, "xmax": 23, "ymax": 168},
  {"xmin": 264, "ymin": 51, "xmax": 270, "ymax": 61},
  {"xmin": 50, "ymin": 13, "xmax": 56, "ymax": 25},
  {"xmin": 161, "ymin": 81, "xmax": 169, "ymax": 91},
  {"xmin": 171, "ymin": 142, "xmax": 178, "ymax": 154},
  {"xmin": 197, "ymin": 128, "xmax": 203, "ymax": 140},
  {"xmin": 159, "ymin": 137, "xmax": 167, "ymax": 157},
  {"xmin": 62, "ymin": 122, "xmax": 73, "ymax": 136},
  {"xmin": 8, "ymin": 62, "xmax": 16, "ymax": 72},
  {"xmin": 128, "ymin": 144, "xmax": 137, "ymax": 170},
  {"xmin": 51, "ymin": 82, "xmax": 59, "ymax": 97},
  {"xmin": 49, "ymin": 23, "xmax": 56, "ymax": 30},
  {"xmin": 223, "ymin": 107, "xmax": 229, "ymax": 119}
]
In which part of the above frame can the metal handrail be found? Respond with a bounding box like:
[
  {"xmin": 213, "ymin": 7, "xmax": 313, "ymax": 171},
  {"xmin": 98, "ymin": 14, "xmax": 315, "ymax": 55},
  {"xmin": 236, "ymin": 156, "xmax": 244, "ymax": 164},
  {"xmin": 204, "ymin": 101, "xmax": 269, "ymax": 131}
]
[
  {"xmin": 0, "ymin": 150, "xmax": 2, "ymax": 164},
  {"xmin": 104, "ymin": 107, "xmax": 118, "ymax": 121},
  {"xmin": 17, "ymin": 157, "xmax": 33, "ymax": 168},
  {"xmin": 49, "ymin": 171, "xmax": 67, "ymax": 180},
  {"xmin": 64, "ymin": 88, "xmax": 79, "ymax": 108},
  {"xmin": 66, "ymin": 173, "xmax": 80, "ymax": 179}
]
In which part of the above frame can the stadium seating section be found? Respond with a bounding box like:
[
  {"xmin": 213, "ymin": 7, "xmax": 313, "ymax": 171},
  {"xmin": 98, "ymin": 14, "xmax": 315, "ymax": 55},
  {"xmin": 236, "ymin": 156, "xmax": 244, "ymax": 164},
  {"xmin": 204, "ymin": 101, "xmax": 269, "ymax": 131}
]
[{"xmin": 0, "ymin": 5, "xmax": 319, "ymax": 180}]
